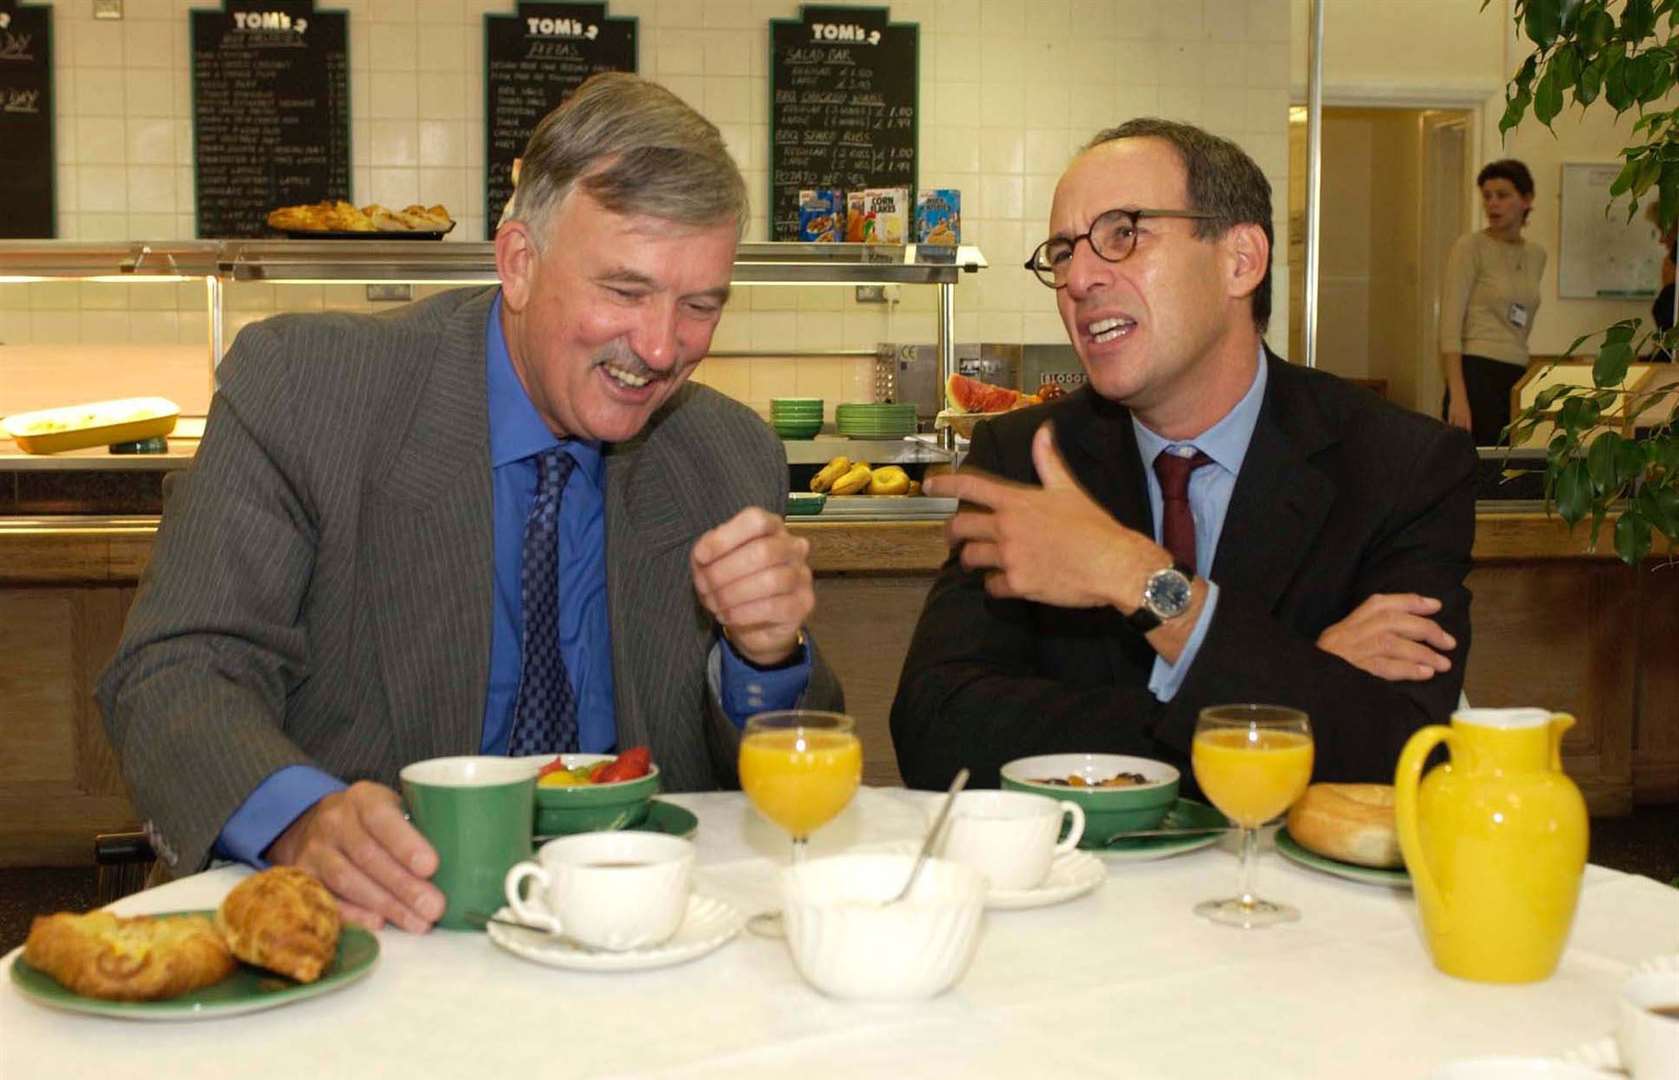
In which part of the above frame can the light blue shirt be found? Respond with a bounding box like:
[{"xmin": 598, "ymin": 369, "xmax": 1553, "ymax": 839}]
[
  {"xmin": 213, "ymin": 294, "xmax": 810, "ymax": 867},
  {"xmin": 1131, "ymin": 349, "xmax": 1268, "ymax": 701}
]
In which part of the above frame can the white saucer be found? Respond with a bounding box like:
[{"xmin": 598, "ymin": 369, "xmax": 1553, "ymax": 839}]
[
  {"xmin": 984, "ymin": 850, "xmax": 1106, "ymax": 910},
  {"xmin": 487, "ymin": 894, "xmax": 745, "ymax": 972},
  {"xmin": 1558, "ymin": 1036, "xmax": 1622, "ymax": 1073}
]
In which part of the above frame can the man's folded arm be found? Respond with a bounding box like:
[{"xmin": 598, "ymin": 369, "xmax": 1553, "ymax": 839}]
[{"xmin": 1156, "ymin": 427, "xmax": 1477, "ymax": 781}]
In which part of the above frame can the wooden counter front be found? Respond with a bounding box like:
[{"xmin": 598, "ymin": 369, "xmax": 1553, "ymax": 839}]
[{"xmin": 1, "ymin": 511, "xmax": 1672, "ymax": 865}]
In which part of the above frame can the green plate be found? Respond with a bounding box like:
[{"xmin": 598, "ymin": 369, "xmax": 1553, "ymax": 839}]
[
  {"xmin": 9, "ymin": 913, "xmax": 378, "ymax": 1021},
  {"xmin": 536, "ymin": 797, "xmax": 697, "ymax": 844},
  {"xmin": 1276, "ymin": 827, "xmax": 1411, "ymax": 888},
  {"xmin": 1094, "ymin": 798, "xmax": 1227, "ymax": 862}
]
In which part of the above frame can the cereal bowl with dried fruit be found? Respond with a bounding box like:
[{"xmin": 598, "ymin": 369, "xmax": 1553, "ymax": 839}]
[
  {"xmin": 525, "ymin": 747, "xmax": 660, "ymax": 836},
  {"xmin": 1000, "ymin": 753, "xmax": 1180, "ymax": 848}
]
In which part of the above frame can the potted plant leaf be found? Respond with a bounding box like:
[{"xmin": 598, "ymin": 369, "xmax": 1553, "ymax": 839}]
[{"xmin": 1494, "ymin": 0, "xmax": 1679, "ymax": 563}]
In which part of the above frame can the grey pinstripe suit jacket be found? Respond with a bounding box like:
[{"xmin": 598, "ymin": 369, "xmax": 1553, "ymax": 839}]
[{"xmin": 97, "ymin": 286, "xmax": 842, "ymax": 874}]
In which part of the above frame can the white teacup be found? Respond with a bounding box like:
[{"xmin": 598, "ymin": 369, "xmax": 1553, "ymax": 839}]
[
  {"xmin": 1617, "ymin": 971, "xmax": 1679, "ymax": 1077},
  {"xmin": 935, "ymin": 789, "xmax": 1085, "ymax": 892},
  {"xmin": 504, "ymin": 832, "xmax": 693, "ymax": 951}
]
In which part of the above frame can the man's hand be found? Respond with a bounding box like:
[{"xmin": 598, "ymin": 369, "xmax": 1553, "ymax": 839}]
[
  {"xmin": 1316, "ymin": 593, "xmax": 1456, "ymax": 681},
  {"xmin": 265, "ymin": 781, "xmax": 443, "ymax": 933},
  {"xmin": 691, "ymin": 506, "xmax": 814, "ymax": 667},
  {"xmin": 924, "ymin": 422, "xmax": 1166, "ymax": 610}
]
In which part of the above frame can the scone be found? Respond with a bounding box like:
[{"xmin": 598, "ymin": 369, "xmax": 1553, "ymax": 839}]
[
  {"xmin": 217, "ymin": 867, "xmax": 342, "ymax": 983},
  {"xmin": 396, "ymin": 203, "xmax": 453, "ymax": 230},
  {"xmin": 23, "ymin": 911, "xmax": 236, "ymax": 1001},
  {"xmin": 362, "ymin": 203, "xmax": 411, "ymax": 231}
]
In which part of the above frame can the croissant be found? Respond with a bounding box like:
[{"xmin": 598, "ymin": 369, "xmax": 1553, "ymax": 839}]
[
  {"xmin": 216, "ymin": 867, "xmax": 342, "ymax": 983},
  {"xmin": 23, "ymin": 911, "xmax": 236, "ymax": 1001}
]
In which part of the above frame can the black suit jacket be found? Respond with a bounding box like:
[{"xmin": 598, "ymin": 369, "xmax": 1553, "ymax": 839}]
[{"xmin": 890, "ymin": 354, "xmax": 1477, "ymax": 790}]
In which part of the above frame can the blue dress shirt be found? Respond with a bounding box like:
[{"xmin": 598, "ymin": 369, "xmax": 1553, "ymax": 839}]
[
  {"xmin": 1130, "ymin": 348, "xmax": 1268, "ymax": 701},
  {"xmin": 214, "ymin": 293, "xmax": 810, "ymax": 867}
]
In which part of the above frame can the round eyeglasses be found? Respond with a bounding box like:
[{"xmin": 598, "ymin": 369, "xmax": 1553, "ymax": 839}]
[{"xmin": 1024, "ymin": 207, "xmax": 1219, "ymax": 289}]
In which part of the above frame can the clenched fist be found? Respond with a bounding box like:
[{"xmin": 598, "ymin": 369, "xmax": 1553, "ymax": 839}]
[{"xmin": 691, "ymin": 506, "xmax": 814, "ymax": 666}]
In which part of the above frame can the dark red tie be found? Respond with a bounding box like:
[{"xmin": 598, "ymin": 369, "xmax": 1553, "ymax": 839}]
[{"xmin": 1153, "ymin": 449, "xmax": 1215, "ymax": 574}]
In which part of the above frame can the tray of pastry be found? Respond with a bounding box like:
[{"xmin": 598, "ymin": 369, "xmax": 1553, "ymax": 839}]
[
  {"xmin": 3, "ymin": 397, "xmax": 180, "ymax": 455},
  {"xmin": 266, "ymin": 201, "xmax": 455, "ymax": 239}
]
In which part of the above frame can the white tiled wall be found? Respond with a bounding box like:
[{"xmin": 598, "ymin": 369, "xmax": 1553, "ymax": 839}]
[{"xmin": 5, "ymin": 0, "xmax": 1293, "ymax": 415}]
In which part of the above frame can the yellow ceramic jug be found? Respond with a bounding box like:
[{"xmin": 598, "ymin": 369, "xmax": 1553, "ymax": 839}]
[{"xmin": 1394, "ymin": 708, "xmax": 1588, "ymax": 984}]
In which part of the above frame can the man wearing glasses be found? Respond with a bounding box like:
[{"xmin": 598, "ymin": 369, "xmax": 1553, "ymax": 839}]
[{"xmin": 891, "ymin": 119, "xmax": 1476, "ymax": 790}]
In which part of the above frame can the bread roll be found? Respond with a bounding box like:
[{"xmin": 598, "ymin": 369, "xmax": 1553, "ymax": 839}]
[
  {"xmin": 23, "ymin": 911, "xmax": 236, "ymax": 1001},
  {"xmin": 1286, "ymin": 783, "xmax": 1403, "ymax": 868},
  {"xmin": 217, "ymin": 867, "xmax": 342, "ymax": 983}
]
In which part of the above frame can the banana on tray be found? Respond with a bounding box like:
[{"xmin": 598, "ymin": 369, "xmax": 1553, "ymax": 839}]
[
  {"xmin": 828, "ymin": 462, "xmax": 874, "ymax": 495},
  {"xmin": 809, "ymin": 455, "xmax": 914, "ymax": 496},
  {"xmin": 810, "ymin": 456, "xmax": 851, "ymax": 493}
]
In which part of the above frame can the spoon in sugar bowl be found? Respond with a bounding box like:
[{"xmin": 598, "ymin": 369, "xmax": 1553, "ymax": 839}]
[{"xmin": 884, "ymin": 767, "xmax": 969, "ymax": 906}]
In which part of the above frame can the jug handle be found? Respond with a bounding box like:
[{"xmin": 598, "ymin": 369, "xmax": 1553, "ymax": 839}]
[
  {"xmin": 1394, "ymin": 724, "xmax": 1456, "ymax": 930},
  {"xmin": 1549, "ymin": 713, "xmax": 1576, "ymax": 771}
]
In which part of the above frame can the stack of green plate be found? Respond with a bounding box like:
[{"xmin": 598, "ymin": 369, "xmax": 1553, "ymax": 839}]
[
  {"xmin": 770, "ymin": 397, "xmax": 824, "ymax": 439},
  {"xmin": 835, "ymin": 402, "xmax": 917, "ymax": 438}
]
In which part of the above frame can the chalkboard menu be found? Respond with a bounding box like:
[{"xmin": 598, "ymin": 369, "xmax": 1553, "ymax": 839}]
[
  {"xmin": 191, "ymin": 1, "xmax": 350, "ymax": 238},
  {"xmin": 484, "ymin": 3, "xmax": 636, "ymax": 228},
  {"xmin": 769, "ymin": 6, "xmax": 918, "ymax": 241},
  {"xmin": 0, "ymin": 1, "xmax": 53, "ymax": 238}
]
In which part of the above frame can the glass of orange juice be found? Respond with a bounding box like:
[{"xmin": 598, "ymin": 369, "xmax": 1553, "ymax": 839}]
[
  {"xmin": 739, "ymin": 710, "xmax": 862, "ymax": 935},
  {"xmin": 1191, "ymin": 704, "xmax": 1314, "ymax": 928}
]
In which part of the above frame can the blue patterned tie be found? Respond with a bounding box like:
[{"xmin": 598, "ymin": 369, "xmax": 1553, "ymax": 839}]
[{"xmin": 508, "ymin": 448, "xmax": 579, "ymax": 757}]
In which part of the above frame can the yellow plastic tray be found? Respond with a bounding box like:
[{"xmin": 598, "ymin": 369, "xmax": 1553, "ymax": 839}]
[
  {"xmin": 3, "ymin": 397, "xmax": 181, "ymax": 454},
  {"xmin": 933, "ymin": 409, "xmax": 1007, "ymax": 439}
]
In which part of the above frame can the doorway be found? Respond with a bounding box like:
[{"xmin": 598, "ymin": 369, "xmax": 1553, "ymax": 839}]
[{"xmin": 1289, "ymin": 106, "xmax": 1472, "ymax": 416}]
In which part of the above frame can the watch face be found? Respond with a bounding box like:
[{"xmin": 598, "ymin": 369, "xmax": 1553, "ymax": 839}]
[{"xmin": 1144, "ymin": 569, "xmax": 1193, "ymax": 619}]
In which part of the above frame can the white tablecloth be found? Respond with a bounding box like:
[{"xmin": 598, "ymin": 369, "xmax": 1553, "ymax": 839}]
[{"xmin": 2, "ymin": 788, "xmax": 1676, "ymax": 1079}]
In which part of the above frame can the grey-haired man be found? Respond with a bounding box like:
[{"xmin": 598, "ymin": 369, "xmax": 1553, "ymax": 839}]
[{"xmin": 101, "ymin": 73, "xmax": 841, "ymax": 931}]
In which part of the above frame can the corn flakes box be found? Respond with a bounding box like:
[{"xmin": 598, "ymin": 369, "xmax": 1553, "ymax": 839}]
[
  {"xmin": 863, "ymin": 188, "xmax": 908, "ymax": 244},
  {"xmin": 916, "ymin": 189, "xmax": 961, "ymax": 246},
  {"xmin": 798, "ymin": 189, "xmax": 843, "ymax": 242}
]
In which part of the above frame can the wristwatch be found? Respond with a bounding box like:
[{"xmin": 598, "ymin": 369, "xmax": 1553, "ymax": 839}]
[{"xmin": 1124, "ymin": 560, "xmax": 1195, "ymax": 634}]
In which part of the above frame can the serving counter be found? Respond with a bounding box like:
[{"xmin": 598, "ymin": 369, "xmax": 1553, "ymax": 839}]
[{"xmin": 2, "ymin": 497, "xmax": 1674, "ymax": 867}]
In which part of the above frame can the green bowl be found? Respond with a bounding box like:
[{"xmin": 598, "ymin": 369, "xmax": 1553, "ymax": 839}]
[
  {"xmin": 773, "ymin": 422, "xmax": 823, "ymax": 439},
  {"xmin": 1000, "ymin": 753, "xmax": 1180, "ymax": 849},
  {"xmin": 526, "ymin": 753, "xmax": 661, "ymax": 836}
]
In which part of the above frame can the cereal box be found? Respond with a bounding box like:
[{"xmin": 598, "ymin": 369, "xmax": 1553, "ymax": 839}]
[
  {"xmin": 845, "ymin": 191, "xmax": 868, "ymax": 242},
  {"xmin": 862, "ymin": 187, "xmax": 908, "ymax": 244},
  {"xmin": 798, "ymin": 189, "xmax": 843, "ymax": 243},
  {"xmin": 916, "ymin": 189, "xmax": 961, "ymax": 246}
]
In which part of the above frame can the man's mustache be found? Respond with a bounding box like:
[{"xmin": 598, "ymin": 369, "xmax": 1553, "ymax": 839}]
[{"xmin": 590, "ymin": 342, "xmax": 666, "ymax": 382}]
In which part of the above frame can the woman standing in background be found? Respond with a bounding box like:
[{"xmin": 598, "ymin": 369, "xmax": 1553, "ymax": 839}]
[{"xmin": 1440, "ymin": 159, "xmax": 1547, "ymax": 445}]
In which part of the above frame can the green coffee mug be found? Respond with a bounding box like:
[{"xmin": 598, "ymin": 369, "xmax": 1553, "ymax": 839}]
[{"xmin": 399, "ymin": 756, "xmax": 539, "ymax": 931}]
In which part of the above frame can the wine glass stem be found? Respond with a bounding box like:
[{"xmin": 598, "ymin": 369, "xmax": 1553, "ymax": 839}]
[
  {"xmin": 791, "ymin": 835, "xmax": 809, "ymax": 864},
  {"xmin": 1237, "ymin": 827, "xmax": 1259, "ymax": 908}
]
